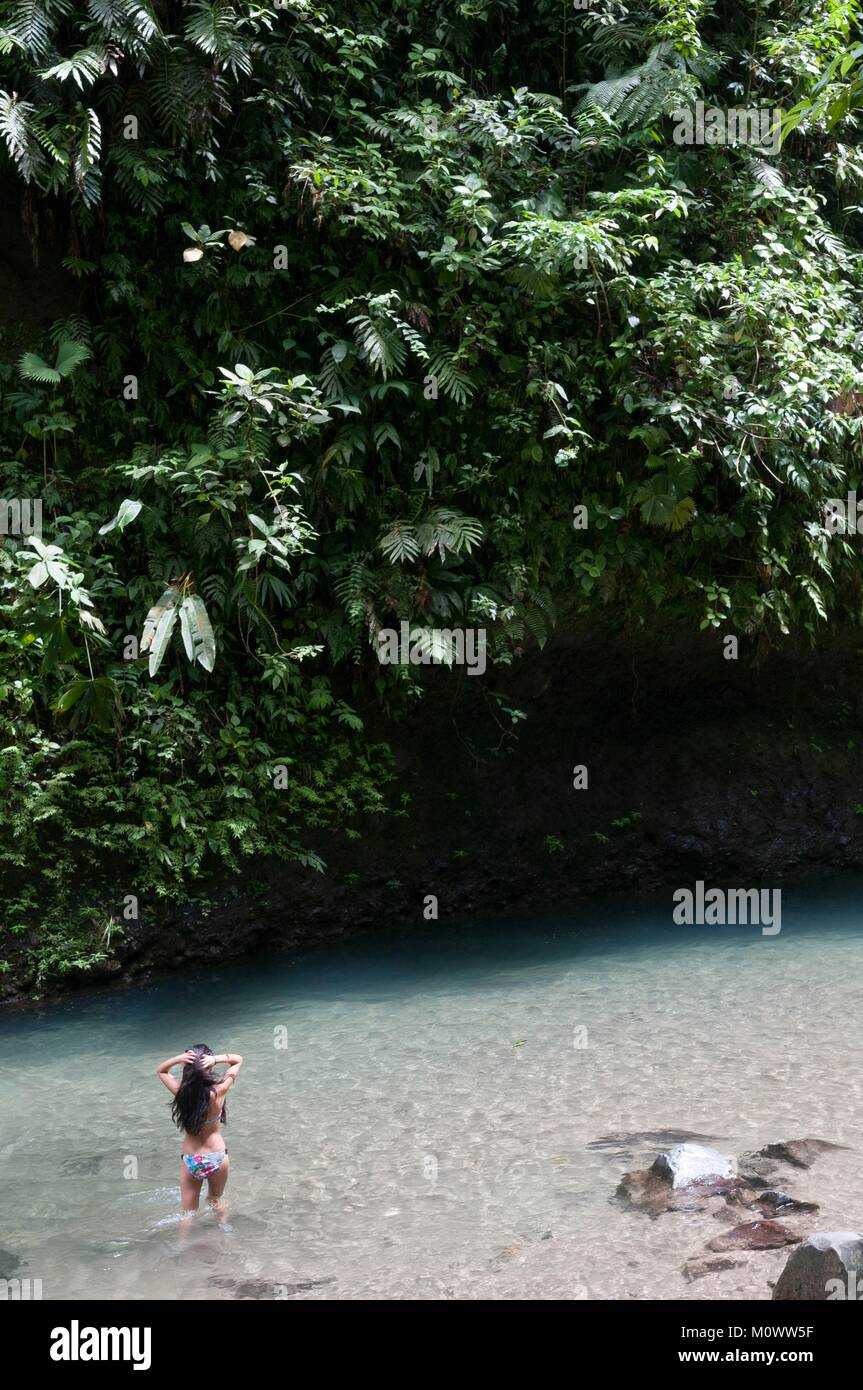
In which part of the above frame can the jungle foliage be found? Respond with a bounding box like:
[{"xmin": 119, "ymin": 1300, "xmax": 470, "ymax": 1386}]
[{"xmin": 1, "ymin": 0, "xmax": 862, "ymax": 980}]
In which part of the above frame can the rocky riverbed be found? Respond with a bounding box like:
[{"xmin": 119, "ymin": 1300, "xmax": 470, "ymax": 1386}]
[{"xmin": 616, "ymin": 1136, "xmax": 861, "ymax": 1299}]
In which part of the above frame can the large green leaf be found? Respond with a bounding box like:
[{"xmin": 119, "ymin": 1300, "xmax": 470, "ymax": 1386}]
[
  {"xmin": 54, "ymin": 339, "xmax": 92, "ymax": 377},
  {"xmin": 53, "ymin": 676, "xmax": 122, "ymax": 731},
  {"xmin": 18, "ymin": 352, "xmax": 61, "ymax": 384}
]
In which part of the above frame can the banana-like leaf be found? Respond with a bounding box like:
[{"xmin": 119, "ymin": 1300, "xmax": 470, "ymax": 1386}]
[
  {"xmin": 182, "ymin": 594, "xmax": 216, "ymax": 672},
  {"xmin": 148, "ymin": 601, "xmax": 179, "ymax": 677},
  {"xmin": 140, "ymin": 587, "xmax": 179, "ymax": 656},
  {"xmin": 179, "ymin": 598, "xmax": 194, "ymax": 661}
]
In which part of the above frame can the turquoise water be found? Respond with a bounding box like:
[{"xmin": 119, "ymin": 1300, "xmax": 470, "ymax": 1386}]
[{"xmin": 1, "ymin": 879, "xmax": 862, "ymax": 1301}]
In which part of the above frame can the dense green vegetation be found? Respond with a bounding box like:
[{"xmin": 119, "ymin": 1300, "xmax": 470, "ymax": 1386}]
[{"xmin": 1, "ymin": 0, "xmax": 862, "ymax": 983}]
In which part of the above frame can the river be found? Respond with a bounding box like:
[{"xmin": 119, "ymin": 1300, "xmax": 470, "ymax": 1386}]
[{"xmin": 1, "ymin": 877, "xmax": 861, "ymax": 1300}]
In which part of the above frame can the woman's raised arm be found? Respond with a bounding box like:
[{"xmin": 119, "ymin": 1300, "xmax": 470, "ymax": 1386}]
[
  {"xmin": 155, "ymin": 1051, "xmax": 193, "ymax": 1094},
  {"xmin": 215, "ymin": 1053, "xmax": 244, "ymax": 1095}
]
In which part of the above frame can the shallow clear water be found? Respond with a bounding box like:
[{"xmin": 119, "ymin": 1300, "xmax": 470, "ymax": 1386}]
[{"xmin": 2, "ymin": 879, "xmax": 862, "ymax": 1301}]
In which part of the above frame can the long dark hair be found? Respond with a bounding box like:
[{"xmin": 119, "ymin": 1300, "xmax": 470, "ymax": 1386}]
[{"xmin": 170, "ymin": 1043, "xmax": 226, "ymax": 1134}]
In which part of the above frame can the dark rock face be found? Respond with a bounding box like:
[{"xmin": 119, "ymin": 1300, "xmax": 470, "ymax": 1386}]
[
  {"xmin": 707, "ymin": 1220, "xmax": 802, "ymax": 1253},
  {"xmin": 773, "ymin": 1232, "xmax": 863, "ymax": 1300},
  {"xmin": 8, "ymin": 631, "xmax": 863, "ymax": 1004}
]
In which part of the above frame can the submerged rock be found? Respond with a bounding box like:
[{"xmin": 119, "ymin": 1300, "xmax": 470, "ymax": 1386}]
[
  {"xmin": 617, "ymin": 1168, "xmax": 752, "ymax": 1218},
  {"xmin": 683, "ymin": 1255, "xmax": 747, "ymax": 1282},
  {"xmin": 651, "ymin": 1143, "xmax": 736, "ymax": 1189},
  {"xmin": 588, "ymin": 1130, "xmax": 723, "ymax": 1154},
  {"xmin": 208, "ymin": 1274, "xmax": 336, "ymax": 1299},
  {"xmin": 708, "ymin": 1220, "xmax": 801, "ymax": 1253},
  {"xmin": 747, "ymin": 1189, "xmax": 819, "ymax": 1218},
  {"xmin": 740, "ymin": 1138, "xmax": 844, "ymax": 1182},
  {"xmin": 616, "ymin": 1138, "xmax": 828, "ymax": 1238},
  {"xmin": 759, "ymin": 1139, "xmax": 844, "ymax": 1169},
  {"xmin": 615, "ymin": 1168, "xmax": 676, "ymax": 1218},
  {"xmin": 773, "ymin": 1232, "xmax": 863, "ymax": 1300}
]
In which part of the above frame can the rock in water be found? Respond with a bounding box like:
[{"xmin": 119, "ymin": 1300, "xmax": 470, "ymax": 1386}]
[
  {"xmin": 708, "ymin": 1220, "xmax": 801, "ymax": 1253},
  {"xmin": 748, "ymin": 1190, "xmax": 819, "ymax": 1218},
  {"xmin": 652, "ymin": 1143, "xmax": 736, "ymax": 1189},
  {"xmin": 682, "ymin": 1256, "xmax": 747, "ymax": 1282},
  {"xmin": 616, "ymin": 1168, "xmax": 679, "ymax": 1218},
  {"xmin": 773, "ymin": 1232, "xmax": 863, "ymax": 1300},
  {"xmin": 757, "ymin": 1139, "xmax": 844, "ymax": 1170},
  {"xmin": 740, "ymin": 1138, "xmax": 844, "ymax": 1182}
]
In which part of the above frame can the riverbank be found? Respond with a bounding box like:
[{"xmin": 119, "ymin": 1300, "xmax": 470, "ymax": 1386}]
[{"xmin": 4, "ymin": 628, "xmax": 863, "ymax": 1004}]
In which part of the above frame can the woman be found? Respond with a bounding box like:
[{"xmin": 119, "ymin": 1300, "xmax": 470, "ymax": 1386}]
[{"xmin": 155, "ymin": 1043, "xmax": 243, "ymax": 1225}]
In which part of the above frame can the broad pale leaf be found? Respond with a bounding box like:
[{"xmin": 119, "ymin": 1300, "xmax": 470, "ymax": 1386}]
[
  {"xmin": 185, "ymin": 594, "xmax": 216, "ymax": 672},
  {"xmin": 140, "ymin": 588, "xmax": 178, "ymax": 655},
  {"xmin": 99, "ymin": 498, "xmax": 143, "ymax": 535},
  {"xmin": 179, "ymin": 597, "xmax": 194, "ymax": 661},
  {"xmin": 148, "ymin": 602, "xmax": 179, "ymax": 677}
]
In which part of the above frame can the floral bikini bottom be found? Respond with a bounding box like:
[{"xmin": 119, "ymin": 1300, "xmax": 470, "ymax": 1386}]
[{"xmin": 182, "ymin": 1151, "xmax": 228, "ymax": 1181}]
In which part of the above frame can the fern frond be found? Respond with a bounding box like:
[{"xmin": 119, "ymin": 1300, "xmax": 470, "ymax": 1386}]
[
  {"xmin": 40, "ymin": 47, "xmax": 107, "ymax": 89},
  {"xmin": 576, "ymin": 44, "xmax": 697, "ymax": 129},
  {"xmin": 5, "ymin": 0, "xmax": 71, "ymax": 60},
  {"xmin": 183, "ymin": 0, "xmax": 252, "ymax": 79},
  {"xmin": 425, "ymin": 349, "xmax": 475, "ymax": 405},
  {"xmin": 0, "ymin": 91, "xmax": 45, "ymax": 182},
  {"xmin": 348, "ymin": 311, "xmax": 406, "ymax": 380}
]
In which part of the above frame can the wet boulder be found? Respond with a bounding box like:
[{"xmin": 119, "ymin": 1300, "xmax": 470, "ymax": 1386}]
[
  {"xmin": 708, "ymin": 1220, "xmax": 801, "ymax": 1253},
  {"xmin": 617, "ymin": 1166, "xmax": 750, "ymax": 1218},
  {"xmin": 747, "ymin": 1189, "xmax": 819, "ymax": 1218},
  {"xmin": 616, "ymin": 1168, "xmax": 679, "ymax": 1218},
  {"xmin": 773, "ymin": 1232, "xmax": 863, "ymax": 1301},
  {"xmin": 651, "ymin": 1143, "xmax": 736, "ymax": 1189}
]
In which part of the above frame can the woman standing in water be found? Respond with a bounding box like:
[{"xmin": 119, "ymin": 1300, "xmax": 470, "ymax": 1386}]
[{"xmin": 155, "ymin": 1044, "xmax": 243, "ymax": 1227}]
